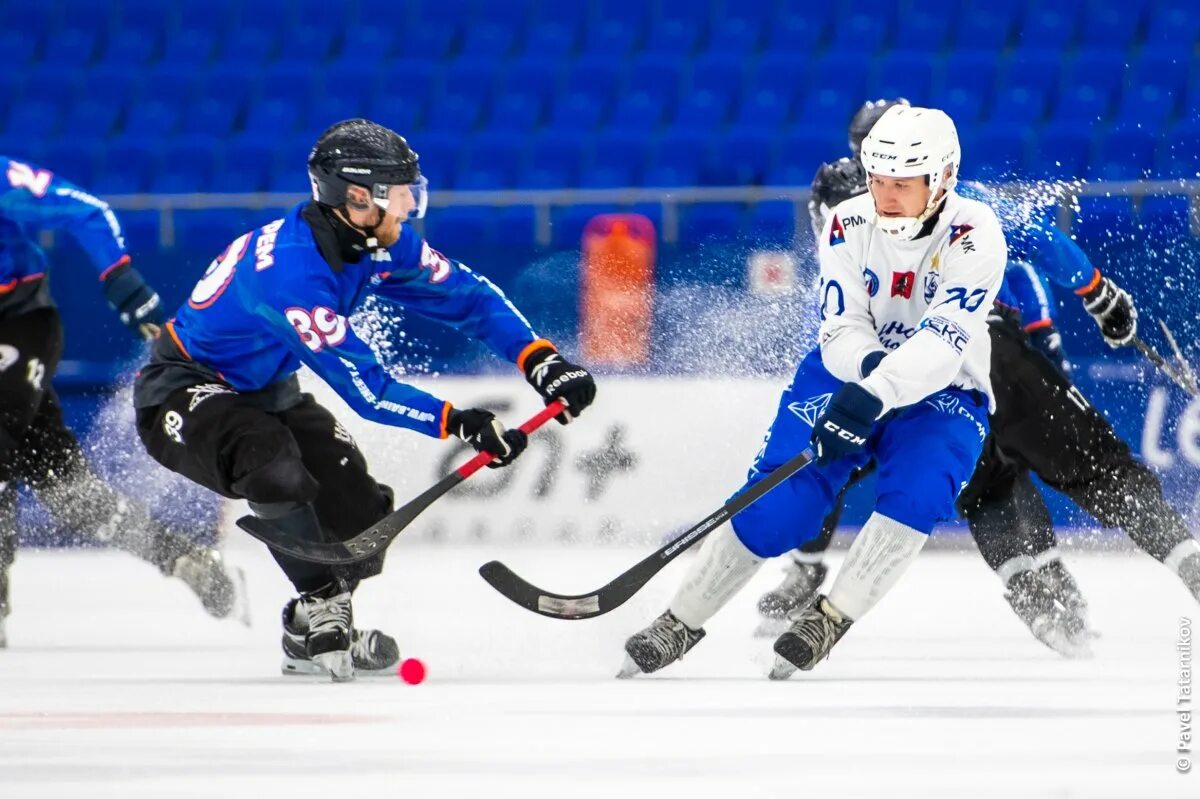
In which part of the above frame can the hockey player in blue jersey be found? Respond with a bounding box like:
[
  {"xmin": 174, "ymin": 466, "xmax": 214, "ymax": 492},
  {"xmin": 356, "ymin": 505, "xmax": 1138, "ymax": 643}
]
[
  {"xmin": 0, "ymin": 156, "xmax": 241, "ymax": 647},
  {"xmin": 755, "ymin": 99, "xmax": 1200, "ymax": 659},
  {"xmin": 133, "ymin": 119, "xmax": 596, "ymax": 680}
]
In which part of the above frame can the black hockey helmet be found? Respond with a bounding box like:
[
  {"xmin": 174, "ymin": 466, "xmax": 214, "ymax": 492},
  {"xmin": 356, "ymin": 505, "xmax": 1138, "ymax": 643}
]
[
  {"xmin": 848, "ymin": 98, "xmax": 910, "ymax": 157},
  {"xmin": 308, "ymin": 119, "xmax": 425, "ymax": 216}
]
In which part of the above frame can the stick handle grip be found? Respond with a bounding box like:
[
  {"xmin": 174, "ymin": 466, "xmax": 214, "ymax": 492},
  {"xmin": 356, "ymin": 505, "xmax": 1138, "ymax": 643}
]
[{"xmin": 455, "ymin": 400, "xmax": 568, "ymax": 479}]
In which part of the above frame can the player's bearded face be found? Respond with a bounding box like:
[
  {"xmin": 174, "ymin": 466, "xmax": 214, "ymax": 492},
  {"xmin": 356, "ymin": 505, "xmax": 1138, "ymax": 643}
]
[
  {"xmin": 343, "ymin": 184, "xmax": 416, "ymax": 247},
  {"xmin": 868, "ymin": 174, "xmax": 932, "ymax": 219}
]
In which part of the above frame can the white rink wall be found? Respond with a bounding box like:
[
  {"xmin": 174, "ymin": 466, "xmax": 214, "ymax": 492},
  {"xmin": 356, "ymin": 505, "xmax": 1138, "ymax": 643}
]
[{"xmin": 290, "ymin": 372, "xmax": 789, "ymax": 546}]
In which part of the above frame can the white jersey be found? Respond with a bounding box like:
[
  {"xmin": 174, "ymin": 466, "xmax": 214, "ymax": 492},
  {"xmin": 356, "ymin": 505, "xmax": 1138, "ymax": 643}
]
[{"xmin": 816, "ymin": 190, "xmax": 1007, "ymax": 414}]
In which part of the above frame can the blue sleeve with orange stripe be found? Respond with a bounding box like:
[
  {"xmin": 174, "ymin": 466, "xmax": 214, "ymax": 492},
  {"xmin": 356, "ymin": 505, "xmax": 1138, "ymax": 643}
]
[
  {"xmin": 372, "ymin": 229, "xmax": 543, "ymax": 366},
  {"xmin": 1004, "ymin": 259, "xmax": 1059, "ymax": 331},
  {"xmin": 251, "ymin": 250, "xmax": 453, "ymax": 438},
  {"xmin": 0, "ymin": 156, "xmax": 129, "ymax": 275},
  {"xmin": 1006, "ymin": 220, "xmax": 1096, "ymax": 293}
]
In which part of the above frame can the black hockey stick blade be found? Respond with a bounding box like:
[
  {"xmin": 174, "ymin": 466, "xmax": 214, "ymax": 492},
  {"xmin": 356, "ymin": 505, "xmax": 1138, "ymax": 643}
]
[
  {"xmin": 479, "ymin": 447, "xmax": 816, "ymax": 620},
  {"xmin": 1158, "ymin": 320, "xmax": 1200, "ymax": 396},
  {"xmin": 236, "ymin": 401, "xmax": 568, "ymax": 564}
]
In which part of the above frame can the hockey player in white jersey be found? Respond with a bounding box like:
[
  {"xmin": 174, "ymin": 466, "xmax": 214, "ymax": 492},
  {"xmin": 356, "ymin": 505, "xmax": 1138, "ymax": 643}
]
[{"xmin": 622, "ymin": 106, "xmax": 1006, "ymax": 677}]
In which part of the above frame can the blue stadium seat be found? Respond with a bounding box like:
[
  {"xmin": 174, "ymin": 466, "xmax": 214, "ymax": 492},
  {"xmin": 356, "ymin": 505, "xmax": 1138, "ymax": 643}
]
[
  {"xmin": 21, "ymin": 67, "xmax": 80, "ymax": 105},
  {"xmin": 57, "ymin": 0, "xmax": 116, "ymax": 32},
  {"xmin": 405, "ymin": 133, "xmax": 463, "ymax": 190},
  {"xmin": 1062, "ymin": 48, "xmax": 1126, "ymax": 100},
  {"xmin": 706, "ymin": 11, "xmax": 761, "ymax": 53},
  {"xmin": 337, "ymin": 26, "xmax": 399, "ymax": 61},
  {"xmin": 265, "ymin": 138, "xmax": 313, "ymax": 193},
  {"xmin": 112, "ymin": 0, "xmax": 172, "ymax": 36},
  {"xmin": 770, "ymin": 127, "xmax": 843, "ymax": 186},
  {"xmin": 962, "ymin": 126, "xmax": 1031, "ymax": 180},
  {"xmin": 803, "ymin": 54, "xmax": 868, "ymax": 119},
  {"xmin": 936, "ymin": 51, "xmax": 996, "ymax": 99},
  {"xmin": 748, "ymin": 52, "xmax": 806, "ymax": 100},
  {"xmin": 134, "ymin": 64, "xmax": 199, "ymax": 108},
  {"xmin": 178, "ymin": 0, "xmax": 238, "ymax": 34},
  {"xmin": 764, "ymin": 1, "xmax": 832, "ymax": 51},
  {"xmin": 1119, "ymin": 55, "xmax": 1188, "ymax": 127},
  {"xmin": 462, "ymin": 133, "xmax": 525, "ymax": 188},
  {"xmin": 892, "ymin": 4, "xmax": 954, "ymax": 48},
  {"xmin": 97, "ymin": 135, "xmax": 160, "ymax": 194},
  {"xmin": 656, "ymin": 0, "xmax": 710, "ymax": 23},
  {"xmin": 287, "ymin": 25, "xmax": 340, "ymax": 61},
  {"xmin": 828, "ymin": 6, "xmax": 893, "ymax": 52},
  {"xmin": 38, "ymin": 139, "xmax": 104, "ymax": 188},
  {"xmin": 990, "ymin": 85, "xmax": 1047, "ymax": 125},
  {"xmin": 61, "ymin": 99, "xmax": 121, "ymax": 139},
  {"xmin": 174, "ymin": 209, "xmax": 265, "ymax": 252},
  {"xmin": 459, "ymin": 21, "xmax": 518, "ymax": 57},
  {"xmin": 644, "ymin": 17, "xmax": 701, "ymax": 55},
  {"xmin": 646, "ymin": 130, "xmax": 707, "ymax": 187},
  {"xmin": 212, "ymin": 134, "xmax": 275, "ymax": 193},
  {"xmin": 257, "ymin": 62, "xmax": 321, "ymax": 108},
  {"xmin": 421, "ymin": 93, "xmax": 483, "ymax": 134},
  {"xmin": 550, "ymin": 203, "xmax": 611, "ymax": 250},
  {"xmin": 581, "ymin": 17, "xmax": 642, "ymax": 55},
  {"xmin": 939, "ymin": 87, "xmax": 984, "ymax": 128},
  {"xmin": 442, "ymin": 58, "xmax": 501, "ymax": 107},
  {"xmin": 1139, "ymin": 195, "xmax": 1193, "ymax": 239},
  {"xmin": 548, "ymin": 90, "xmax": 608, "ymax": 132},
  {"xmin": 424, "ymin": 206, "xmax": 496, "ymax": 251},
  {"xmin": 1001, "ymin": 49, "xmax": 1061, "ymax": 94},
  {"xmin": 181, "ymin": 97, "xmax": 241, "ymax": 138},
  {"xmin": 608, "ymin": 91, "xmax": 669, "ymax": 134},
  {"xmin": 735, "ymin": 88, "xmax": 792, "ymax": 128},
  {"xmin": 0, "ymin": 30, "xmax": 37, "ymax": 66},
  {"xmin": 150, "ymin": 136, "xmax": 221, "ymax": 193},
  {"xmin": 949, "ymin": 0, "xmax": 1017, "ymax": 51},
  {"xmin": 1014, "ymin": 3, "xmax": 1080, "ymax": 50},
  {"xmin": 215, "ymin": 25, "xmax": 280, "ymax": 66},
  {"xmin": 242, "ymin": 99, "xmax": 300, "ymax": 134},
  {"xmin": 1089, "ymin": 127, "xmax": 1156, "ymax": 179},
  {"xmin": 520, "ymin": 21, "xmax": 580, "ymax": 58},
  {"xmin": 564, "ymin": 56, "xmax": 622, "ymax": 97},
  {"xmin": 680, "ymin": 202, "xmax": 745, "ymax": 243},
  {"xmin": 526, "ymin": 133, "xmax": 585, "ymax": 188},
  {"xmin": 96, "ymin": 28, "xmax": 157, "ymax": 67},
  {"xmin": 320, "ymin": 60, "xmax": 380, "ymax": 106},
  {"xmin": 1078, "ymin": 3, "xmax": 1142, "ymax": 50},
  {"xmin": 194, "ymin": 64, "xmax": 258, "ymax": 111},
  {"xmin": 1117, "ymin": 83, "xmax": 1177, "ymax": 129},
  {"xmin": 690, "ymin": 53, "xmax": 746, "ymax": 104},
  {"xmin": 488, "ymin": 93, "xmax": 543, "ymax": 133},
  {"xmin": 366, "ymin": 93, "xmax": 424, "ymax": 139},
  {"xmin": 377, "ymin": 58, "xmax": 436, "ymax": 107},
  {"xmin": 1156, "ymin": 125, "xmax": 1200, "ymax": 179},
  {"xmin": 1145, "ymin": 0, "xmax": 1200, "ymax": 52},
  {"xmin": 1072, "ymin": 196, "xmax": 1136, "ymax": 243},
  {"xmin": 625, "ymin": 54, "xmax": 684, "ymax": 106},
  {"xmin": 706, "ymin": 126, "xmax": 774, "ymax": 186},
  {"xmin": 2, "ymin": 101, "xmax": 61, "ymax": 138},
  {"xmin": 588, "ymin": 131, "xmax": 651, "ymax": 185},
  {"xmin": 672, "ymin": 90, "xmax": 732, "ymax": 129},
  {"xmin": 505, "ymin": 57, "xmax": 564, "ymax": 105},
  {"xmin": 870, "ymin": 50, "xmax": 934, "ymax": 101},
  {"xmin": 493, "ymin": 205, "xmax": 539, "ymax": 249},
  {"xmin": 46, "ymin": 28, "xmax": 98, "ymax": 68},
  {"xmin": 157, "ymin": 28, "xmax": 216, "ymax": 66},
  {"xmin": 536, "ymin": 0, "xmax": 591, "ymax": 28},
  {"xmin": 1052, "ymin": 84, "xmax": 1111, "ymax": 124},
  {"xmin": 1024, "ymin": 122, "xmax": 1092, "ymax": 179},
  {"xmin": 122, "ymin": 100, "xmax": 180, "ymax": 137}
]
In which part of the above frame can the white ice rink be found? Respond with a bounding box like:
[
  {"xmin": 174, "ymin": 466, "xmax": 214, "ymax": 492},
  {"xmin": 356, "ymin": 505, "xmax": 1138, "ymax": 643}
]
[{"xmin": 1, "ymin": 535, "xmax": 1196, "ymax": 798}]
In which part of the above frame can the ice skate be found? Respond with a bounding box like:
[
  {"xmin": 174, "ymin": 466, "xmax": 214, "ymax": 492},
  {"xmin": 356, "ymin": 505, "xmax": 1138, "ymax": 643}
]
[
  {"xmin": 755, "ymin": 559, "xmax": 827, "ymax": 637},
  {"xmin": 0, "ymin": 567, "xmax": 8, "ymax": 650},
  {"xmin": 1035, "ymin": 559, "xmax": 1098, "ymax": 646},
  {"xmin": 171, "ymin": 547, "xmax": 244, "ymax": 622},
  {"xmin": 291, "ymin": 585, "xmax": 355, "ymax": 682},
  {"xmin": 280, "ymin": 597, "xmax": 399, "ymax": 676},
  {"xmin": 1005, "ymin": 570, "xmax": 1092, "ymax": 659},
  {"xmin": 770, "ymin": 595, "xmax": 852, "ymax": 679},
  {"xmin": 619, "ymin": 611, "xmax": 706, "ymax": 678}
]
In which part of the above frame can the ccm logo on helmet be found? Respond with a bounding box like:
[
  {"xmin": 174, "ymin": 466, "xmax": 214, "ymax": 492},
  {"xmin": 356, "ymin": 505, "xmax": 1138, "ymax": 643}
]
[{"xmin": 869, "ymin": 152, "xmax": 898, "ymax": 160}]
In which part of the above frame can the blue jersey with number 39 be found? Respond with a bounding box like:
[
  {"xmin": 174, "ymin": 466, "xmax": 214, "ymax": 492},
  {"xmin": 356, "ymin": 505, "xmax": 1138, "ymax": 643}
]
[{"xmin": 160, "ymin": 202, "xmax": 542, "ymax": 438}]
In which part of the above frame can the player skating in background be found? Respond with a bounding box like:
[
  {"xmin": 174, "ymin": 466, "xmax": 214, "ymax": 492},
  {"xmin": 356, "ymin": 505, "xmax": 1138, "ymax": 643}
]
[
  {"xmin": 756, "ymin": 99, "xmax": 1200, "ymax": 658},
  {"xmin": 623, "ymin": 106, "xmax": 1004, "ymax": 677},
  {"xmin": 133, "ymin": 120, "xmax": 596, "ymax": 680},
  {"xmin": 0, "ymin": 156, "xmax": 242, "ymax": 647}
]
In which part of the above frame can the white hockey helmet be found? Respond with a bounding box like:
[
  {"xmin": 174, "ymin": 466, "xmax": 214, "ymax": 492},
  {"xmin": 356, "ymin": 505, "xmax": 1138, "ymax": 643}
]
[{"xmin": 859, "ymin": 105, "xmax": 961, "ymax": 240}]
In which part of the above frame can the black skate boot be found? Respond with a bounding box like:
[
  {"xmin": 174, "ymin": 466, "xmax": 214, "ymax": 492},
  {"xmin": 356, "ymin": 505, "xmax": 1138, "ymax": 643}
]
[
  {"xmin": 0, "ymin": 566, "xmax": 9, "ymax": 650},
  {"xmin": 770, "ymin": 595, "xmax": 853, "ymax": 679},
  {"xmin": 290, "ymin": 583, "xmax": 355, "ymax": 682},
  {"xmin": 755, "ymin": 559, "xmax": 828, "ymax": 637},
  {"xmin": 170, "ymin": 547, "xmax": 239, "ymax": 619},
  {"xmin": 1034, "ymin": 559, "xmax": 1096, "ymax": 645},
  {"xmin": 619, "ymin": 611, "xmax": 706, "ymax": 677},
  {"xmin": 281, "ymin": 598, "xmax": 399, "ymax": 677},
  {"xmin": 1177, "ymin": 552, "xmax": 1200, "ymax": 603},
  {"xmin": 1005, "ymin": 569, "xmax": 1092, "ymax": 659}
]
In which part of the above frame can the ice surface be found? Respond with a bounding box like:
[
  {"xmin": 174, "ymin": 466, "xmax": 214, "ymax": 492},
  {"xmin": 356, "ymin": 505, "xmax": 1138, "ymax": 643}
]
[{"xmin": 0, "ymin": 535, "xmax": 1196, "ymax": 798}]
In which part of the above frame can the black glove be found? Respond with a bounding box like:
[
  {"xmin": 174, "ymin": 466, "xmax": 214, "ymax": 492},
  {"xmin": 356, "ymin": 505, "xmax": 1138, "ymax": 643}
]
[
  {"xmin": 447, "ymin": 408, "xmax": 527, "ymax": 468},
  {"xmin": 810, "ymin": 383, "xmax": 882, "ymax": 466},
  {"xmin": 522, "ymin": 345, "xmax": 597, "ymax": 424},
  {"xmin": 102, "ymin": 260, "xmax": 164, "ymax": 340},
  {"xmin": 1028, "ymin": 325, "xmax": 1071, "ymax": 377},
  {"xmin": 1080, "ymin": 274, "xmax": 1137, "ymax": 348}
]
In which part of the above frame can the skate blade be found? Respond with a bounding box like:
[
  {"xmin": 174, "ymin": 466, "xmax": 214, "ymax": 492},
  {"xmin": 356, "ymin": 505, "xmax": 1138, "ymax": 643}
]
[
  {"xmin": 616, "ymin": 655, "xmax": 642, "ymax": 679},
  {"xmin": 314, "ymin": 651, "xmax": 355, "ymax": 682},
  {"xmin": 767, "ymin": 656, "xmax": 797, "ymax": 681}
]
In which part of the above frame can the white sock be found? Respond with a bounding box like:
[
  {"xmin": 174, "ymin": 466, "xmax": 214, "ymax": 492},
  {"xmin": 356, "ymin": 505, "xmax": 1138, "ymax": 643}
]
[
  {"xmin": 670, "ymin": 525, "xmax": 765, "ymax": 630},
  {"xmin": 827, "ymin": 513, "xmax": 927, "ymax": 621},
  {"xmin": 1164, "ymin": 538, "xmax": 1200, "ymax": 575}
]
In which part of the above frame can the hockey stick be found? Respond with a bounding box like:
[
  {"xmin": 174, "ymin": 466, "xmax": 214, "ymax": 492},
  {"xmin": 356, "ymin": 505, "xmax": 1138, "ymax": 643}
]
[
  {"xmin": 1158, "ymin": 320, "xmax": 1200, "ymax": 397},
  {"xmin": 235, "ymin": 400, "xmax": 567, "ymax": 564},
  {"xmin": 1133, "ymin": 334, "xmax": 1199, "ymax": 398},
  {"xmin": 478, "ymin": 447, "xmax": 816, "ymax": 620}
]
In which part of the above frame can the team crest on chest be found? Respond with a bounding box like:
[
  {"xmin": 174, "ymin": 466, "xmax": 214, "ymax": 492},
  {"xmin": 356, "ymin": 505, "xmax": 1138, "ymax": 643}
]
[
  {"xmin": 829, "ymin": 214, "xmax": 846, "ymax": 246},
  {"xmin": 891, "ymin": 270, "xmax": 915, "ymax": 299}
]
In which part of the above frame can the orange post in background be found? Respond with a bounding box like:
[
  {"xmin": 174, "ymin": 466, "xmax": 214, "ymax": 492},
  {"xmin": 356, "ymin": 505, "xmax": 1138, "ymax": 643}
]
[{"xmin": 580, "ymin": 214, "xmax": 657, "ymax": 367}]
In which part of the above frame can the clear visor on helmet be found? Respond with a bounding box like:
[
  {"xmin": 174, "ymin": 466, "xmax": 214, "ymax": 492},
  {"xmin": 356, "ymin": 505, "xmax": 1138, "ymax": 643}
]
[{"xmin": 370, "ymin": 176, "xmax": 428, "ymax": 219}]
